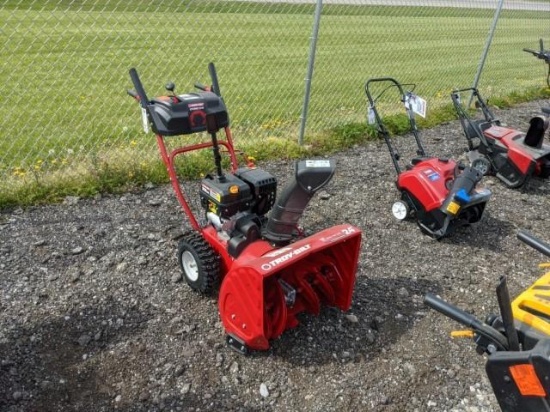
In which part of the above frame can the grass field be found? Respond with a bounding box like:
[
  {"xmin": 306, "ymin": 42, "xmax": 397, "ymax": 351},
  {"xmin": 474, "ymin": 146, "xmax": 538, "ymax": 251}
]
[{"xmin": 1, "ymin": 1, "xmax": 549, "ymax": 207}]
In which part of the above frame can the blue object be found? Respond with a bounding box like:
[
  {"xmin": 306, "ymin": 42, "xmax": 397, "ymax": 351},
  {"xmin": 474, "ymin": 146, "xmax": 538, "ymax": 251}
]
[{"xmin": 455, "ymin": 188, "xmax": 471, "ymax": 204}]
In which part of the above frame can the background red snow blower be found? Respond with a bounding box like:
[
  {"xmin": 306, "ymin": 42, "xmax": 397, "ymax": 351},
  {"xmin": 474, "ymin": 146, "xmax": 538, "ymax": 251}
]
[
  {"xmin": 365, "ymin": 77, "xmax": 491, "ymax": 239},
  {"xmin": 127, "ymin": 63, "xmax": 362, "ymax": 353},
  {"xmin": 425, "ymin": 231, "xmax": 550, "ymax": 412},
  {"xmin": 451, "ymin": 87, "xmax": 550, "ymax": 189},
  {"xmin": 523, "ymin": 38, "xmax": 550, "ymax": 87}
]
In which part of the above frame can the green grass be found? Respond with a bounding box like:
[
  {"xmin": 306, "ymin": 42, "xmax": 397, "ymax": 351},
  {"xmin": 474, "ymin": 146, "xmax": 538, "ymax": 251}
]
[{"xmin": 1, "ymin": 1, "xmax": 549, "ymax": 208}]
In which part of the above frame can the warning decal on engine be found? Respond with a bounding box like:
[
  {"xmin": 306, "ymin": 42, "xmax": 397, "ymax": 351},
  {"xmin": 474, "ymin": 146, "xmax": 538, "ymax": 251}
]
[{"xmin": 201, "ymin": 183, "xmax": 221, "ymax": 202}]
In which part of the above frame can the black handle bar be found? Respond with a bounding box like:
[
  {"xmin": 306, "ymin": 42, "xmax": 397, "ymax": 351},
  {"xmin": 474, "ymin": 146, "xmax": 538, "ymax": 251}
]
[
  {"xmin": 194, "ymin": 82, "xmax": 208, "ymax": 91},
  {"xmin": 365, "ymin": 77, "xmax": 406, "ymax": 106},
  {"xmin": 129, "ymin": 68, "xmax": 150, "ymax": 110},
  {"xmin": 191, "ymin": 63, "xmax": 220, "ymax": 95},
  {"xmin": 424, "ymin": 293, "xmax": 485, "ymax": 329},
  {"xmin": 208, "ymin": 62, "xmax": 221, "ymax": 97},
  {"xmin": 517, "ymin": 230, "xmax": 550, "ymax": 258},
  {"xmin": 424, "ymin": 293, "xmax": 509, "ymax": 351},
  {"xmin": 127, "ymin": 89, "xmax": 138, "ymax": 99}
]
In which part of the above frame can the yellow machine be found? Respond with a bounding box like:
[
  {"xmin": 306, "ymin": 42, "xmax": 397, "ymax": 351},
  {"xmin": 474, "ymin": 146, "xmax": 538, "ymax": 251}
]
[{"xmin": 425, "ymin": 231, "xmax": 550, "ymax": 412}]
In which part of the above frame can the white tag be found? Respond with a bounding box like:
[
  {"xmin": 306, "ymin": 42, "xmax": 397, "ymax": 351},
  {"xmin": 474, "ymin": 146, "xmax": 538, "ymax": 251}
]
[
  {"xmin": 367, "ymin": 106, "xmax": 376, "ymax": 125},
  {"xmin": 141, "ymin": 107, "xmax": 150, "ymax": 133},
  {"xmin": 305, "ymin": 159, "xmax": 331, "ymax": 168},
  {"xmin": 408, "ymin": 94, "xmax": 427, "ymax": 118}
]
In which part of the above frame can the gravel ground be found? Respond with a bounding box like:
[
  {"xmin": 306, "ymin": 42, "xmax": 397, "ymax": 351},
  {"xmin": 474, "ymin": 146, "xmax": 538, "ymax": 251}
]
[{"xmin": 2, "ymin": 99, "xmax": 550, "ymax": 412}]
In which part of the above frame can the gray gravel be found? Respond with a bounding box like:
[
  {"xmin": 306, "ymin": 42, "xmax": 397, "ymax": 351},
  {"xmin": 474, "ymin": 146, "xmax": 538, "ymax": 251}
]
[{"xmin": 1, "ymin": 99, "xmax": 550, "ymax": 412}]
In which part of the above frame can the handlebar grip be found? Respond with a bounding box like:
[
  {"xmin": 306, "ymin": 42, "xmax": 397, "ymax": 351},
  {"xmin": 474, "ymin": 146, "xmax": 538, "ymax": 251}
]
[
  {"xmin": 517, "ymin": 230, "xmax": 550, "ymax": 258},
  {"xmin": 194, "ymin": 82, "xmax": 208, "ymax": 92},
  {"xmin": 208, "ymin": 62, "xmax": 221, "ymax": 97},
  {"xmin": 129, "ymin": 68, "xmax": 149, "ymax": 109},
  {"xmin": 424, "ymin": 293, "xmax": 484, "ymax": 329}
]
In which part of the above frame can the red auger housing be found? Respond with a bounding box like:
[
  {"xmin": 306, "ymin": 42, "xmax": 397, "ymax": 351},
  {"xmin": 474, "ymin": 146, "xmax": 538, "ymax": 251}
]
[{"xmin": 128, "ymin": 63, "xmax": 362, "ymax": 353}]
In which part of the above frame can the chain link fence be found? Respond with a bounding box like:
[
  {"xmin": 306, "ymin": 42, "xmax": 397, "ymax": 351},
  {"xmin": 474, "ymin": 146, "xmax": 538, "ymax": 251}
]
[{"xmin": 1, "ymin": 0, "xmax": 549, "ymax": 205}]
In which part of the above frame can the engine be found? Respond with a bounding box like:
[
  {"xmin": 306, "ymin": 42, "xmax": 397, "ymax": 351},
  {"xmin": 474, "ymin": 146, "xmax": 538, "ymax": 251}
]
[
  {"xmin": 200, "ymin": 159, "xmax": 336, "ymax": 256},
  {"xmin": 200, "ymin": 167, "xmax": 277, "ymax": 257}
]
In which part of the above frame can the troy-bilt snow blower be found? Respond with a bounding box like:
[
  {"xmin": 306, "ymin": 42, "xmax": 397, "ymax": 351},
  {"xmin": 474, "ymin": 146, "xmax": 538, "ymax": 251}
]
[
  {"xmin": 451, "ymin": 87, "xmax": 550, "ymax": 189},
  {"xmin": 127, "ymin": 63, "xmax": 362, "ymax": 353},
  {"xmin": 365, "ymin": 77, "xmax": 491, "ymax": 239},
  {"xmin": 523, "ymin": 38, "xmax": 550, "ymax": 87},
  {"xmin": 425, "ymin": 231, "xmax": 550, "ymax": 412}
]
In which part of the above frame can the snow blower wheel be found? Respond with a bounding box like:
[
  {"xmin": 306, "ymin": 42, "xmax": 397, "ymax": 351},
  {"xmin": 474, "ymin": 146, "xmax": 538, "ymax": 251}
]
[
  {"xmin": 177, "ymin": 232, "xmax": 220, "ymax": 294},
  {"xmin": 391, "ymin": 200, "xmax": 409, "ymax": 221},
  {"xmin": 471, "ymin": 156, "xmax": 491, "ymax": 176}
]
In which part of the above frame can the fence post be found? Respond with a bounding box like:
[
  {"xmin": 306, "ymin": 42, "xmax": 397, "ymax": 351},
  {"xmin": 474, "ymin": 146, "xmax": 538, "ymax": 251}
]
[
  {"xmin": 469, "ymin": 0, "xmax": 504, "ymax": 107},
  {"xmin": 298, "ymin": 0, "xmax": 323, "ymax": 146}
]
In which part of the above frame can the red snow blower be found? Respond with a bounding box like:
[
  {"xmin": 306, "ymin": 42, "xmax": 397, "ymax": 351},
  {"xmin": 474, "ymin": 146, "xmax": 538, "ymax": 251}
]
[
  {"xmin": 127, "ymin": 63, "xmax": 362, "ymax": 353},
  {"xmin": 365, "ymin": 77, "xmax": 491, "ymax": 239},
  {"xmin": 425, "ymin": 231, "xmax": 550, "ymax": 412},
  {"xmin": 451, "ymin": 87, "xmax": 550, "ymax": 189}
]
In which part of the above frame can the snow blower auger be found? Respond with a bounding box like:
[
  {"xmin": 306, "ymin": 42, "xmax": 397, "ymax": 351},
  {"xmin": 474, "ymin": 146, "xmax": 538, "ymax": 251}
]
[
  {"xmin": 425, "ymin": 231, "xmax": 550, "ymax": 412},
  {"xmin": 365, "ymin": 77, "xmax": 491, "ymax": 240},
  {"xmin": 451, "ymin": 87, "xmax": 550, "ymax": 189},
  {"xmin": 127, "ymin": 63, "xmax": 362, "ymax": 353},
  {"xmin": 523, "ymin": 38, "xmax": 550, "ymax": 87}
]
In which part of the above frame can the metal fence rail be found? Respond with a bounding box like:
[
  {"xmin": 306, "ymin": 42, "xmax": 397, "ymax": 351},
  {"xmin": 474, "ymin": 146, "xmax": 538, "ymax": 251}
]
[{"xmin": 1, "ymin": 0, "xmax": 549, "ymax": 202}]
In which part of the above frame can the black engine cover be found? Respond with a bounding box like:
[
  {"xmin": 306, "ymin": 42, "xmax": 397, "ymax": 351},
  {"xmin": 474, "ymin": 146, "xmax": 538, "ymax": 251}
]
[
  {"xmin": 200, "ymin": 174, "xmax": 252, "ymax": 219},
  {"xmin": 234, "ymin": 167, "xmax": 277, "ymax": 216}
]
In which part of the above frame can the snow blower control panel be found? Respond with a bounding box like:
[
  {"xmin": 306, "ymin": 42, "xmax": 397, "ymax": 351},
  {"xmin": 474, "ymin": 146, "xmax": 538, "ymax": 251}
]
[{"xmin": 148, "ymin": 92, "xmax": 229, "ymax": 136}]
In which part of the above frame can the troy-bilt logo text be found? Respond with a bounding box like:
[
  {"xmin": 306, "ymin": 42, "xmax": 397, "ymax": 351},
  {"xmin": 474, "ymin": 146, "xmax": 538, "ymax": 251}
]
[{"xmin": 261, "ymin": 244, "xmax": 311, "ymax": 271}]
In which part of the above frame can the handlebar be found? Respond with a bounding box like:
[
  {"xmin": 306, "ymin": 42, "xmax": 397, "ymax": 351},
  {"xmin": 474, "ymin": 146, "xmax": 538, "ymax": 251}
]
[
  {"xmin": 523, "ymin": 39, "xmax": 550, "ymax": 62},
  {"xmin": 424, "ymin": 293, "xmax": 509, "ymax": 351},
  {"xmin": 517, "ymin": 230, "xmax": 550, "ymax": 258},
  {"xmin": 208, "ymin": 62, "xmax": 221, "ymax": 97},
  {"xmin": 523, "ymin": 48, "xmax": 550, "ymax": 61},
  {"xmin": 191, "ymin": 63, "xmax": 220, "ymax": 95},
  {"xmin": 129, "ymin": 68, "xmax": 150, "ymax": 110},
  {"xmin": 127, "ymin": 89, "xmax": 139, "ymax": 99},
  {"xmin": 452, "ymin": 87, "xmax": 477, "ymax": 95},
  {"xmin": 424, "ymin": 293, "xmax": 485, "ymax": 329},
  {"xmin": 365, "ymin": 77, "xmax": 407, "ymax": 106},
  {"xmin": 194, "ymin": 82, "xmax": 209, "ymax": 91}
]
